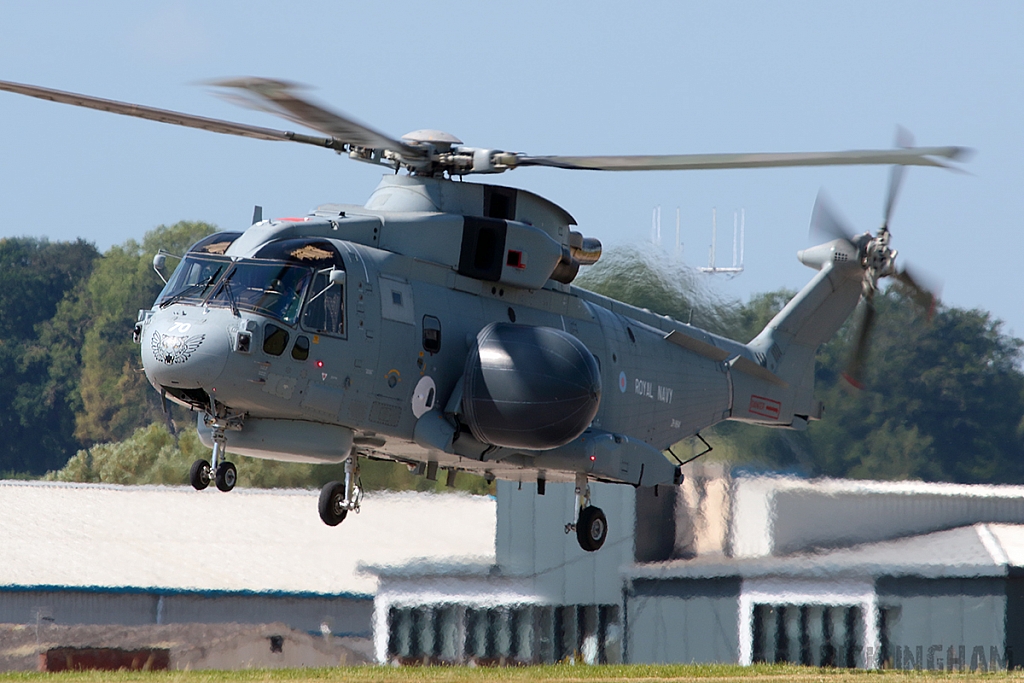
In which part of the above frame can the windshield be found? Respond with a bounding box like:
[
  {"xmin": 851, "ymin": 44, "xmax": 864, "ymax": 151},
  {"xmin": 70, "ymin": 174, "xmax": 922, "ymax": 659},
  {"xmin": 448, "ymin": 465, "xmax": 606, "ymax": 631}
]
[
  {"xmin": 157, "ymin": 253, "xmax": 231, "ymax": 307},
  {"xmin": 206, "ymin": 261, "xmax": 312, "ymax": 325}
]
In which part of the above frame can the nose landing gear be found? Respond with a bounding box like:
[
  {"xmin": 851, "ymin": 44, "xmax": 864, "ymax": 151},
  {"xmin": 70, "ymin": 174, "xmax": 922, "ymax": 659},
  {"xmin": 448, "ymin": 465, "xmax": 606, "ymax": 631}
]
[
  {"xmin": 319, "ymin": 453, "xmax": 362, "ymax": 526},
  {"xmin": 190, "ymin": 418, "xmax": 237, "ymax": 492},
  {"xmin": 564, "ymin": 472, "xmax": 607, "ymax": 552}
]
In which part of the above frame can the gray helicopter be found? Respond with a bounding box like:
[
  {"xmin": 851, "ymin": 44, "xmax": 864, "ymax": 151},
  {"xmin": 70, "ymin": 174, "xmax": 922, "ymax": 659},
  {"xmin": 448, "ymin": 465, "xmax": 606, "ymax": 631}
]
[{"xmin": 0, "ymin": 78, "xmax": 967, "ymax": 551}]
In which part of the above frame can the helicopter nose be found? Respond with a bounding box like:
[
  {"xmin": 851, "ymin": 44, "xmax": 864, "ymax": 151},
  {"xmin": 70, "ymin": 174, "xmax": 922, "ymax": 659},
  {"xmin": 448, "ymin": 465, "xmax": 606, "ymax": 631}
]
[{"xmin": 141, "ymin": 315, "xmax": 230, "ymax": 390}]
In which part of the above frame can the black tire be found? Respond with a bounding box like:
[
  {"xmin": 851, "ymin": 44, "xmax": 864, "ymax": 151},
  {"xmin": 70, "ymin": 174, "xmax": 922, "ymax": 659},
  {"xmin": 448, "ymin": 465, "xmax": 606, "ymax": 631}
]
[
  {"xmin": 189, "ymin": 459, "xmax": 211, "ymax": 490},
  {"xmin": 319, "ymin": 481, "xmax": 349, "ymax": 526},
  {"xmin": 576, "ymin": 506, "xmax": 608, "ymax": 552},
  {"xmin": 215, "ymin": 461, "xmax": 237, "ymax": 492}
]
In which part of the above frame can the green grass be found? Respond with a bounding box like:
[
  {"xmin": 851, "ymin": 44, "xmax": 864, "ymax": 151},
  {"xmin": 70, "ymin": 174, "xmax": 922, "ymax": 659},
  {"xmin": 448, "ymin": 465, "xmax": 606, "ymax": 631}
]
[{"xmin": 2, "ymin": 664, "xmax": 1022, "ymax": 683}]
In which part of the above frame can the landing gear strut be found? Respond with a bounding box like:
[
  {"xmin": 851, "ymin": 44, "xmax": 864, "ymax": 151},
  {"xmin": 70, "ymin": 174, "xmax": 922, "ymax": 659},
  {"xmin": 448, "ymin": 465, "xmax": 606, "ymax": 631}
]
[
  {"xmin": 190, "ymin": 421, "xmax": 236, "ymax": 492},
  {"xmin": 319, "ymin": 453, "xmax": 362, "ymax": 526},
  {"xmin": 565, "ymin": 472, "xmax": 607, "ymax": 552}
]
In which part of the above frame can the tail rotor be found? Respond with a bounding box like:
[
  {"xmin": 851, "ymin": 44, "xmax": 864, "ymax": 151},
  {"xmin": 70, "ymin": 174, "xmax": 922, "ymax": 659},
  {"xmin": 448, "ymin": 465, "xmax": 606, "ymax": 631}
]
[{"xmin": 809, "ymin": 128, "xmax": 941, "ymax": 389}]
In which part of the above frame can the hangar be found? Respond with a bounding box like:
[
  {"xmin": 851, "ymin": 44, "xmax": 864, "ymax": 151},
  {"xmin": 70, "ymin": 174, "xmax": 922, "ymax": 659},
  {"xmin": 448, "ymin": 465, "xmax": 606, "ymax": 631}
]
[
  {"xmin": 5, "ymin": 471, "xmax": 1024, "ymax": 671},
  {"xmin": 0, "ymin": 479, "xmax": 494, "ymax": 664},
  {"xmin": 367, "ymin": 469, "xmax": 1024, "ymax": 670}
]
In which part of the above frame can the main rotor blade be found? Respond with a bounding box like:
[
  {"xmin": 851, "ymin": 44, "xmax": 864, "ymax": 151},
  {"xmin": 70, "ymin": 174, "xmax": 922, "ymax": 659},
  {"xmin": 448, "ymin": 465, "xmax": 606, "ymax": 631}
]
[
  {"xmin": 0, "ymin": 79, "xmax": 338, "ymax": 150},
  {"xmin": 209, "ymin": 78, "xmax": 426, "ymax": 160},
  {"xmin": 810, "ymin": 190, "xmax": 857, "ymax": 243},
  {"xmin": 512, "ymin": 147, "xmax": 969, "ymax": 172}
]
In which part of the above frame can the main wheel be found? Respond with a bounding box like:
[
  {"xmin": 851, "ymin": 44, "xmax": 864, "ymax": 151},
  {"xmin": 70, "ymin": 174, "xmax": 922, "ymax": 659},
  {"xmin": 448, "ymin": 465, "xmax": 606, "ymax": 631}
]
[
  {"xmin": 319, "ymin": 481, "xmax": 349, "ymax": 526},
  {"xmin": 215, "ymin": 461, "xmax": 237, "ymax": 492},
  {"xmin": 576, "ymin": 506, "xmax": 608, "ymax": 552},
  {"xmin": 189, "ymin": 459, "xmax": 211, "ymax": 490}
]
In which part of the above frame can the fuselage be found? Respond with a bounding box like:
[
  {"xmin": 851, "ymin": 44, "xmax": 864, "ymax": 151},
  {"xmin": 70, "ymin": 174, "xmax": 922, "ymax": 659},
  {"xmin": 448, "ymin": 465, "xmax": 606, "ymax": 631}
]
[{"xmin": 139, "ymin": 175, "xmax": 797, "ymax": 487}]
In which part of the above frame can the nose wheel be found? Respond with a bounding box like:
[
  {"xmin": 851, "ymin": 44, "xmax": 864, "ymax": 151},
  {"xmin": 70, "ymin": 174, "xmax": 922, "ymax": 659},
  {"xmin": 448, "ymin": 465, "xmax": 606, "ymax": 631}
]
[
  {"xmin": 189, "ymin": 424, "xmax": 236, "ymax": 492},
  {"xmin": 565, "ymin": 472, "xmax": 607, "ymax": 552},
  {"xmin": 319, "ymin": 454, "xmax": 361, "ymax": 526},
  {"xmin": 189, "ymin": 458, "xmax": 211, "ymax": 490}
]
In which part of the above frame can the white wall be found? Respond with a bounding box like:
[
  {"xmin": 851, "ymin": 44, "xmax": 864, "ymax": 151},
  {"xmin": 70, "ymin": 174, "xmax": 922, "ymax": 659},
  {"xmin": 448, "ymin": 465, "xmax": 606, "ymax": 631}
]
[{"xmin": 496, "ymin": 480, "xmax": 635, "ymax": 606}]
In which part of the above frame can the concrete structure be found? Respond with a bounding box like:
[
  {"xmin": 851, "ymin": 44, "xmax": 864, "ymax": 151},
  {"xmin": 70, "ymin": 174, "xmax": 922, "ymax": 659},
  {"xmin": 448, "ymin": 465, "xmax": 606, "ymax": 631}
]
[
  {"xmin": 368, "ymin": 480, "xmax": 633, "ymax": 664},
  {"xmin": 8, "ymin": 472, "xmax": 1024, "ymax": 671},
  {"xmin": 0, "ymin": 480, "xmax": 494, "ymax": 663},
  {"xmin": 366, "ymin": 468, "xmax": 1024, "ymax": 670}
]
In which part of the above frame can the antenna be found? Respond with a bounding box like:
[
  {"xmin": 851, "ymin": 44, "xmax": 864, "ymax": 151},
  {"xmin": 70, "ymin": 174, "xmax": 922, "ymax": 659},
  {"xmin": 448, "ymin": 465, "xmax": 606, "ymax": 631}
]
[
  {"xmin": 651, "ymin": 206, "xmax": 663, "ymax": 246},
  {"xmin": 699, "ymin": 208, "xmax": 745, "ymax": 276},
  {"xmin": 675, "ymin": 207, "xmax": 681, "ymax": 255}
]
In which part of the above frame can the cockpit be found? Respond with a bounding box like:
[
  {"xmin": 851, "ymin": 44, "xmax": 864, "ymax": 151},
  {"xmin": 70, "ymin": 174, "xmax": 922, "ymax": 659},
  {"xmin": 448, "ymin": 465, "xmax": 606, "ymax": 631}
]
[{"xmin": 155, "ymin": 234, "xmax": 346, "ymax": 332}]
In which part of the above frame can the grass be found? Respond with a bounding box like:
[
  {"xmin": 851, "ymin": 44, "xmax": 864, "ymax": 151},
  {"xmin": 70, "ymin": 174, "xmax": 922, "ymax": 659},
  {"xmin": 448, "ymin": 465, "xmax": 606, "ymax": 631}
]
[{"xmin": 2, "ymin": 663, "xmax": 1022, "ymax": 683}]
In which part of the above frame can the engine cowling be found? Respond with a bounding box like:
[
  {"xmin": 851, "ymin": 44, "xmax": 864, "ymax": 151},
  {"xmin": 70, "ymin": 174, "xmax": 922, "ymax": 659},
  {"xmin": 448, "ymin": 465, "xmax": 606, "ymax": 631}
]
[{"xmin": 462, "ymin": 323, "xmax": 601, "ymax": 450}]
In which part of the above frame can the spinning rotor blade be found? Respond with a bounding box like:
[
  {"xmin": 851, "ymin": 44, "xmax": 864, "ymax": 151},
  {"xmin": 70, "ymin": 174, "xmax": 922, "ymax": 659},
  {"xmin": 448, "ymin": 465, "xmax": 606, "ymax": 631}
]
[
  {"xmin": 810, "ymin": 190, "xmax": 857, "ymax": 243},
  {"xmin": 843, "ymin": 293, "xmax": 877, "ymax": 390},
  {"xmin": 1, "ymin": 77, "xmax": 972, "ymax": 179},
  {"xmin": 512, "ymin": 146, "xmax": 968, "ymax": 173},
  {"xmin": 208, "ymin": 78, "xmax": 426, "ymax": 160},
  {"xmin": 896, "ymin": 264, "xmax": 941, "ymax": 320},
  {"xmin": 882, "ymin": 127, "xmax": 914, "ymax": 229},
  {"xmin": 0, "ymin": 79, "xmax": 337, "ymax": 149}
]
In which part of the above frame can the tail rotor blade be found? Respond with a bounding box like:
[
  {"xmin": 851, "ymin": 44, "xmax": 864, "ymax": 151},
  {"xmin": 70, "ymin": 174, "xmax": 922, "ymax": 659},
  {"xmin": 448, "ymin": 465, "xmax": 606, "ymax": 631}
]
[
  {"xmin": 810, "ymin": 190, "xmax": 857, "ymax": 242},
  {"xmin": 896, "ymin": 264, "xmax": 941, "ymax": 320},
  {"xmin": 882, "ymin": 127, "xmax": 915, "ymax": 228},
  {"xmin": 842, "ymin": 294, "xmax": 877, "ymax": 390}
]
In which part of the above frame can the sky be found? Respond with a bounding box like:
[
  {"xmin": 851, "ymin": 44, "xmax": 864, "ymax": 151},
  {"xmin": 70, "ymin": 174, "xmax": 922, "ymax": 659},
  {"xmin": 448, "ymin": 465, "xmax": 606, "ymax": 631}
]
[{"xmin": 1, "ymin": 1, "xmax": 1021, "ymax": 340}]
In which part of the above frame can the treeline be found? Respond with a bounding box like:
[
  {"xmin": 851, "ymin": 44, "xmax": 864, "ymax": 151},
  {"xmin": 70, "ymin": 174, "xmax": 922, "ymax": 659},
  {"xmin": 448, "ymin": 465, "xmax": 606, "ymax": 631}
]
[
  {"xmin": 577, "ymin": 247, "xmax": 1024, "ymax": 483},
  {"xmin": 2, "ymin": 230, "xmax": 1022, "ymax": 487}
]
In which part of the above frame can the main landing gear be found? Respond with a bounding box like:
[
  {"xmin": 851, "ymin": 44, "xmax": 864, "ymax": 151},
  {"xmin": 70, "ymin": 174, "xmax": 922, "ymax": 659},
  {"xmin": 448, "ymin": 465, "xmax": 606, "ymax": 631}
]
[
  {"xmin": 565, "ymin": 472, "xmax": 607, "ymax": 552},
  {"xmin": 189, "ymin": 423, "xmax": 237, "ymax": 492},
  {"xmin": 319, "ymin": 453, "xmax": 362, "ymax": 526}
]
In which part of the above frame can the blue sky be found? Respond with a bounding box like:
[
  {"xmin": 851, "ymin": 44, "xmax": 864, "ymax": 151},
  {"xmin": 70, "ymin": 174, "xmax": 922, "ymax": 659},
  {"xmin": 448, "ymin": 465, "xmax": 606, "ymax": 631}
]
[{"xmin": 1, "ymin": 1, "xmax": 1021, "ymax": 340}]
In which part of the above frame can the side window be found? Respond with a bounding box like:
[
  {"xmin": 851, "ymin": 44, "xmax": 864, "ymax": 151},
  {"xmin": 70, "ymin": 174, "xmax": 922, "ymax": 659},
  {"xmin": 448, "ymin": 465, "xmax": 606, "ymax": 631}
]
[
  {"xmin": 422, "ymin": 315, "xmax": 442, "ymax": 354},
  {"xmin": 263, "ymin": 324, "xmax": 289, "ymax": 356},
  {"xmin": 302, "ymin": 271, "xmax": 345, "ymax": 336},
  {"xmin": 292, "ymin": 335, "xmax": 310, "ymax": 361}
]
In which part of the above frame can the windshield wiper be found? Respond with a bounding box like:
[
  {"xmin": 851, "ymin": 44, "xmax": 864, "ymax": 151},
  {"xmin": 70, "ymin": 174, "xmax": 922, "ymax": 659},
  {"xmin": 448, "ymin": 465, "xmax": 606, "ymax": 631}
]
[
  {"xmin": 159, "ymin": 275, "xmax": 219, "ymax": 309},
  {"xmin": 210, "ymin": 278, "xmax": 241, "ymax": 317}
]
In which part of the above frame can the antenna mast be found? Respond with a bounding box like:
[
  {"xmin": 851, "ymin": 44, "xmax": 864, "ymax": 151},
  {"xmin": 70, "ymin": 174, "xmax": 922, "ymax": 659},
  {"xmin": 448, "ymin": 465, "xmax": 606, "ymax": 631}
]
[{"xmin": 699, "ymin": 208, "xmax": 745, "ymax": 276}]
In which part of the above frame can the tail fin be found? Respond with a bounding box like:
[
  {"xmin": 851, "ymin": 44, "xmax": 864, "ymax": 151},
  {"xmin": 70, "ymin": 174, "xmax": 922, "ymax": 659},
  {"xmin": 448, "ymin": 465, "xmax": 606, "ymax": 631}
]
[{"xmin": 732, "ymin": 251, "xmax": 863, "ymax": 427}]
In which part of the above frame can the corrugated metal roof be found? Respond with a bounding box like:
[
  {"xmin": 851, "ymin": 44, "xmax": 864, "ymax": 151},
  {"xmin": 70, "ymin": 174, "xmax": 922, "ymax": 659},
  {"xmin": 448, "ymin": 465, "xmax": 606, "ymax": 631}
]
[
  {"xmin": 0, "ymin": 481, "xmax": 495, "ymax": 597},
  {"xmin": 630, "ymin": 523, "xmax": 1022, "ymax": 581}
]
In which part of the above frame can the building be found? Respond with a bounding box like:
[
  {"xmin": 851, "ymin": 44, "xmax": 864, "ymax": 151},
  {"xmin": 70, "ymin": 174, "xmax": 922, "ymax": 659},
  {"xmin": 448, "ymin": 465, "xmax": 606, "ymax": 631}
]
[
  {"xmin": 7, "ymin": 472, "xmax": 1024, "ymax": 671},
  {"xmin": 365, "ymin": 468, "xmax": 1024, "ymax": 671},
  {"xmin": 0, "ymin": 479, "xmax": 494, "ymax": 669}
]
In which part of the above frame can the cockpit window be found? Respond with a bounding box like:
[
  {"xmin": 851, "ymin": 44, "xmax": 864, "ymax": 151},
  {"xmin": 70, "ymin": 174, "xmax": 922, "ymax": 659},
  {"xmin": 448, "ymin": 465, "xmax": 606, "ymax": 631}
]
[
  {"xmin": 301, "ymin": 270, "xmax": 345, "ymax": 337},
  {"xmin": 157, "ymin": 253, "xmax": 231, "ymax": 308},
  {"xmin": 189, "ymin": 231, "xmax": 243, "ymax": 255},
  {"xmin": 206, "ymin": 261, "xmax": 312, "ymax": 325}
]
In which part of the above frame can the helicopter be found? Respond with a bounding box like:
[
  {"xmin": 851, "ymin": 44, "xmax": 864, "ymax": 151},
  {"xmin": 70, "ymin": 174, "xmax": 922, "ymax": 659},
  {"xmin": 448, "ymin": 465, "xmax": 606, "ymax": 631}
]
[{"xmin": 0, "ymin": 77, "xmax": 967, "ymax": 551}]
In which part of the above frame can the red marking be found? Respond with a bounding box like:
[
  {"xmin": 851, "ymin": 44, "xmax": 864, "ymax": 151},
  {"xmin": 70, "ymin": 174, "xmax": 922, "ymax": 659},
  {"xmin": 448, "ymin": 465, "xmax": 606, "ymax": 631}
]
[
  {"xmin": 841, "ymin": 372, "xmax": 865, "ymax": 390},
  {"xmin": 506, "ymin": 250, "xmax": 526, "ymax": 269},
  {"xmin": 749, "ymin": 394, "xmax": 781, "ymax": 420},
  {"xmin": 276, "ymin": 216, "xmax": 312, "ymax": 222}
]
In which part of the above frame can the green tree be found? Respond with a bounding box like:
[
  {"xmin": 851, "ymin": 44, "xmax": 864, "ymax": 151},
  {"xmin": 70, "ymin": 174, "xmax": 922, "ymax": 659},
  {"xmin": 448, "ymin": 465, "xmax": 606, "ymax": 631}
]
[
  {"xmin": 0, "ymin": 237, "xmax": 99, "ymax": 474},
  {"xmin": 48, "ymin": 421, "xmax": 492, "ymax": 494},
  {"xmin": 718, "ymin": 285, "xmax": 1024, "ymax": 484},
  {"xmin": 71, "ymin": 221, "xmax": 217, "ymax": 442},
  {"xmin": 575, "ymin": 245, "xmax": 745, "ymax": 338}
]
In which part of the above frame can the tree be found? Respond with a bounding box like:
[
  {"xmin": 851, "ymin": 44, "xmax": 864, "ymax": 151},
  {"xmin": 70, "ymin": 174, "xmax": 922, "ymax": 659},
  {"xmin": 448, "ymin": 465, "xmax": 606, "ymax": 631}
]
[
  {"xmin": 0, "ymin": 238, "xmax": 99, "ymax": 474},
  {"xmin": 48, "ymin": 421, "xmax": 492, "ymax": 494},
  {"xmin": 575, "ymin": 245, "xmax": 745, "ymax": 338},
  {"xmin": 71, "ymin": 222, "xmax": 217, "ymax": 442}
]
